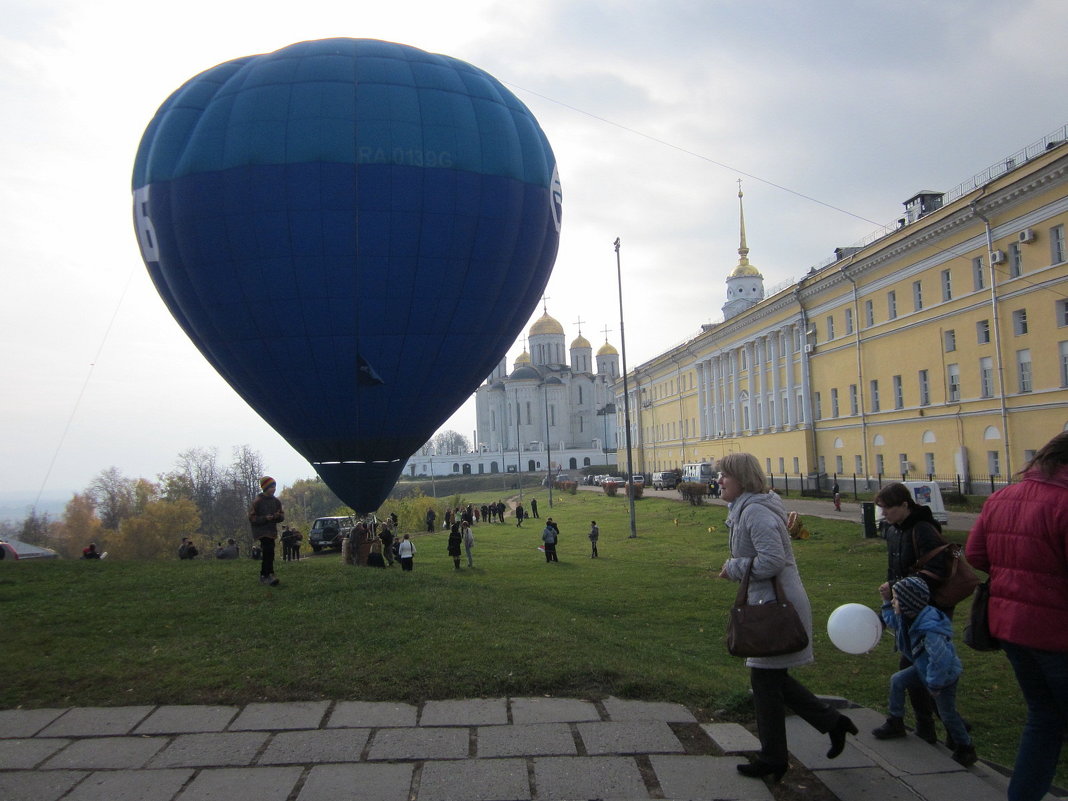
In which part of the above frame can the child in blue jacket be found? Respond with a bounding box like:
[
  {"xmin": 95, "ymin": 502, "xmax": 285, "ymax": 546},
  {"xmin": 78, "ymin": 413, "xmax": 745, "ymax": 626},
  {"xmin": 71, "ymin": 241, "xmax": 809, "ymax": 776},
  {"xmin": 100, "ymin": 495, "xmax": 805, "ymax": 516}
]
[{"xmin": 873, "ymin": 575, "xmax": 977, "ymax": 766}]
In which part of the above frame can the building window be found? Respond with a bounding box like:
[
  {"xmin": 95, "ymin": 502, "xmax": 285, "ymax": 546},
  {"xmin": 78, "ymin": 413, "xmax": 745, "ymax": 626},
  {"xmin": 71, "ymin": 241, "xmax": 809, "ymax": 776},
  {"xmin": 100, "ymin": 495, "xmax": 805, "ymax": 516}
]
[
  {"xmin": 870, "ymin": 379, "xmax": 880, "ymax": 412},
  {"xmin": 792, "ymin": 456, "xmax": 800, "ymax": 473},
  {"xmin": 977, "ymin": 319, "xmax": 991, "ymax": 344},
  {"xmin": 941, "ymin": 269, "xmax": 953, "ymax": 301},
  {"xmin": 893, "ymin": 375, "xmax": 904, "ymax": 409},
  {"xmin": 1061, "ymin": 341, "xmax": 1068, "ymax": 387},
  {"xmin": 944, "ymin": 329, "xmax": 956, "ymax": 352},
  {"xmin": 899, "ymin": 453, "xmax": 910, "ymax": 475},
  {"xmin": 818, "ymin": 455, "xmax": 826, "ymax": 474},
  {"xmin": 948, "ymin": 363, "xmax": 961, "ymax": 402},
  {"xmin": 973, "ymin": 256, "xmax": 985, "ymax": 290},
  {"xmin": 918, "ymin": 369, "xmax": 930, "ymax": 406},
  {"xmin": 865, "ymin": 299, "xmax": 875, "ymax": 327},
  {"xmin": 1013, "ymin": 308, "xmax": 1029, "ymax": 335},
  {"xmin": 925, "ymin": 453, "xmax": 936, "ymax": 475},
  {"xmin": 831, "ymin": 388, "xmax": 840, "ymax": 418},
  {"xmin": 845, "ymin": 307, "xmax": 854, "ymax": 335},
  {"xmin": 980, "ymin": 357, "xmax": 994, "ymax": 398},
  {"xmin": 888, "ymin": 290, "xmax": 897, "ymax": 320},
  {"xmin": 849, "ymin": 384, "xmax": 859, "ymax": 416},
  {"xmin": 855, "ymin": 455, "xmax": 863, "ymax": 474},
  {"xmin": 1051, "ymin": 224, "xmax": 1066, "ymax": 264},
  {"xmin": 1009, "ymin": 242, "xmax": 1023, "ymax": 278},
  {"xmin": 876, "ymin": 453, "xmax": 885, "ymax": 476},
  {"xmin": 526, "ymin": 401, "xmax": 531, "ymax": 424},
  {"xmin": 1017, "ymin": 349, "xmax": 1032, "ymax": 393},
  {"xmin": 1059, "ymin": 300, "xmax": 1068, "ymax": 327},
  {"xmin": 988, "ymin": 450, "xmax": 1001, "ymax": 476},
  {"xmin": 814, "ymin": 391, "xmax": 822, "ymax": 420},
  {"xmin": 740, "ymin": 349, "xmax": 747, "ymax": 369},
  {"xmin": 835, "ymin": 455, "xmax": 844, "ymax": 474},
  {"xmin": 913, "ymin": 280, "xmax": 923, "ymax": 311},
  {"xmin": 796, "ymin": 393, "xmax": 804, "ymax": 423},
  {"xmin": 826, "ymin": 315, "xmax": 835, "ymax": 340}
]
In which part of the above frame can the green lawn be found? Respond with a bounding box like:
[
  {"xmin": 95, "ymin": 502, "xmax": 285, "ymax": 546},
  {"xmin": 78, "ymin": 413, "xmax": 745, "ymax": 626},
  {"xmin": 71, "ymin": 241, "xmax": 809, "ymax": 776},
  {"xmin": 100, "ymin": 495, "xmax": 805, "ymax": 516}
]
[{"xmin": 1, "ymin": 490, "xmax": 1050, "ymax": 783}]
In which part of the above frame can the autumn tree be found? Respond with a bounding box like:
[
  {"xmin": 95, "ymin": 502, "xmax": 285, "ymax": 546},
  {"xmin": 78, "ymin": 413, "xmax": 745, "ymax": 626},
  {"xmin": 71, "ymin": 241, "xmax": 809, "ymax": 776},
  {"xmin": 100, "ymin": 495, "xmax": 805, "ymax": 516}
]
[
  {"xmin": 111, "ymin": 497, "xmax": 200, "ymax": 560},
  {"xmin": 279, "ymin": 477, "xmax": 346, "ymax": 527},
  {"xmin": 87, "ymin": 467, "xmax": 138, "ymax": 530},
  {"xmin": 54, "ymin": 493, "xmax": 103, "ymax": 558},
  {"xmin": 431, "ymin": 430, "xmax": 470, "ymax": 456}
]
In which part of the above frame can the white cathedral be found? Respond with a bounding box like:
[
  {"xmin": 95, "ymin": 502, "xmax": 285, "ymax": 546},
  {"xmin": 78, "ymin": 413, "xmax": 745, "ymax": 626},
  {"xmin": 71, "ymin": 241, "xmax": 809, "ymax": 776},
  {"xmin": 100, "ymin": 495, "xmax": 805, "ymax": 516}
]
[{"xmin": 403, "ymin": 310, "xmax": 622, "ymax": 478}]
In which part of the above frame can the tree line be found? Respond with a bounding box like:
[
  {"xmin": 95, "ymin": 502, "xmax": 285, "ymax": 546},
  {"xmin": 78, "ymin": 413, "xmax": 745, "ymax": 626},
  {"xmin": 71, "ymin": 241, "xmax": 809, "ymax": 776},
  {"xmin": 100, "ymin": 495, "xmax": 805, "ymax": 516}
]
[{"xmin": 2, "ymin": 446, "xmax": 347, "ymax": 560}]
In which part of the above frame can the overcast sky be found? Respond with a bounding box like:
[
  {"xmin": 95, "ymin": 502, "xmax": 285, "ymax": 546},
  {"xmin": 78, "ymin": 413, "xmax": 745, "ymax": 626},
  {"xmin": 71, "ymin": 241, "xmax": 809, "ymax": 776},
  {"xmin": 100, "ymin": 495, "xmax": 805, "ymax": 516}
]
[{"xmin": 3, "ymin": 0, "xmax": 1067, "ymax": 506}]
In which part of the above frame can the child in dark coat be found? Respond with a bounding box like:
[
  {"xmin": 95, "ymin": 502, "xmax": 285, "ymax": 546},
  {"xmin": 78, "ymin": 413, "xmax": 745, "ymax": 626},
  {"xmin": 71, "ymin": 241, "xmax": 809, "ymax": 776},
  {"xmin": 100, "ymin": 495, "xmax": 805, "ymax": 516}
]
[{"xmin": 873, "ymin": 576, "xmax": 977, "ymax": 766}]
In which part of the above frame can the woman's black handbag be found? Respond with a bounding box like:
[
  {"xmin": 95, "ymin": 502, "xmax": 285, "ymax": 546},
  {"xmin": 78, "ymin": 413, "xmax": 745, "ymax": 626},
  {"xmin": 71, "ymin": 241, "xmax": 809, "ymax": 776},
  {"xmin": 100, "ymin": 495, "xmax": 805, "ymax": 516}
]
[
  {"xmin": 727, "ymin": 564, "xmax": 810, "ymax": 658},
  {"xmin": 963, "ymin": 580, "xmax": 1000, "ymax": 651}
]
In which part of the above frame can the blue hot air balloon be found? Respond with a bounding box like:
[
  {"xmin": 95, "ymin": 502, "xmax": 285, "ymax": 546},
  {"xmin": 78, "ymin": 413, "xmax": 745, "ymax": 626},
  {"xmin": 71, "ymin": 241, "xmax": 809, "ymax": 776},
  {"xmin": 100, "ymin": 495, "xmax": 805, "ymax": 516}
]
[{"xmin": 132, "ymin": 39, "xmax": 561, "ymax": 512}]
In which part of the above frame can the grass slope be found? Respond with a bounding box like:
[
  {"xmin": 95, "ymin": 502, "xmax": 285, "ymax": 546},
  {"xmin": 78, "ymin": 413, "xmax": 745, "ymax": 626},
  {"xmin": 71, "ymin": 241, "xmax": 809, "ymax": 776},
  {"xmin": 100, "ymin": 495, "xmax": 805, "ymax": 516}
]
[{"xmin": 1, "ymin": 490, "xmax": 1050, "ymax": 784}]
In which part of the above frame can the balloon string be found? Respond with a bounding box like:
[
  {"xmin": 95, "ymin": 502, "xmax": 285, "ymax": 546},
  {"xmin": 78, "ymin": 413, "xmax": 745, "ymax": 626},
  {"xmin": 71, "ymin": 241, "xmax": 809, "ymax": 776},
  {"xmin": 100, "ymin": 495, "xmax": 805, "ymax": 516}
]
[{"xmin": 33, "ymin": 266, "xmax": 138, "ymax": 512}]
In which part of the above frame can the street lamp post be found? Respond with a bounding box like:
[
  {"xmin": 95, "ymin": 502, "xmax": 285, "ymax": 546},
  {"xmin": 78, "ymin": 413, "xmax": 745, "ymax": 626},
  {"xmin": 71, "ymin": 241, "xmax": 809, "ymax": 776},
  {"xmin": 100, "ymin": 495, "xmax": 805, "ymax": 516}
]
[
  {"xmin": 515, "ymin": 387, "xmax": 523, "ymax": 503},
  {"xmin": 543, "ymin": 381, "xmax": 554, "ymax": 508},
  {"xmin": 615, "ymin": 237, "xmax": 638, "ymax": 539}
]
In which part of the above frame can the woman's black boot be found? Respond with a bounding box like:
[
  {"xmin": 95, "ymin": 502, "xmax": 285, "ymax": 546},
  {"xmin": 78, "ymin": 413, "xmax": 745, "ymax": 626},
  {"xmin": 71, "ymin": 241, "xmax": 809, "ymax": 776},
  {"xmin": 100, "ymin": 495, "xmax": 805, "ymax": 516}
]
[
  {"xmin": 736, "ymin": 760, "xmax": 787, "ymax": 782},
  {"xmin": 827, "ymin": 714, "xmax": 859, "ymax": 758}
]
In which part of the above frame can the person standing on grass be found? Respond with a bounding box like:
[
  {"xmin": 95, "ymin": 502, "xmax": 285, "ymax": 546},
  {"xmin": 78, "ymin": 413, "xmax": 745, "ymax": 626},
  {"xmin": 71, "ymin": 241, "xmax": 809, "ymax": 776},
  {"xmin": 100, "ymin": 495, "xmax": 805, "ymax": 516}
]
[
  {"xmin": 447, "ymin": 522, "xmax": 463, "ymax": 569},
  {"xmin": 398, "ymin": 533, "xmax": 416, "ymax": 571},
  {"xmin": 515, "ymin": 503, "xmax": 525, "ymax": 527},
  {"xmin": 966, "ymin": 431, "xmax": 1068, "ymax": 801},
  {"xmin": 463, "ymin": 521, "xmax": 474, "ymax": 567},
  {"xmin": 542, "ymin": 519, "xmax": 559, "ymax": 562},
  {"xmin": 832, "ymin": 481, "xmax": 841, "ymax": 512},
  {"xmin": 588, "ymin": 520, "xmax": 599, "ymax": 558},
  {"xmin": 379, "ymin": 521, "xmax": 395, "ymax": 567},
  {"xmin": 530, "ymin": 497, "xmax": 539, "ymax": 518},
  {"xmin": 249, "ymin": 476, "xmax": 283, "ymax": 586}
]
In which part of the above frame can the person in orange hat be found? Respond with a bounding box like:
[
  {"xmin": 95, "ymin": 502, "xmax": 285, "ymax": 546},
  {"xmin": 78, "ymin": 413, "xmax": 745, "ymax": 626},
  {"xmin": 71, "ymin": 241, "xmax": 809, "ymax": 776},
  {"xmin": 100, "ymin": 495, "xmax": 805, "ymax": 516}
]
[{"xmin": 249, "ymin": 476, "xmax": 284, "ymax": 585}]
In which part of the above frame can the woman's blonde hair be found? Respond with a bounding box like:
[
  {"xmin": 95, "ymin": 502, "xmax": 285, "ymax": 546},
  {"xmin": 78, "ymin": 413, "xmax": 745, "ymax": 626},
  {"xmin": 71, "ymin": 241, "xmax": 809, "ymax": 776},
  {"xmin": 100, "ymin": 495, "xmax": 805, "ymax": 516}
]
[{"xmin": 718, "ymin": 452, "xmax": 768, "ymax": 494}]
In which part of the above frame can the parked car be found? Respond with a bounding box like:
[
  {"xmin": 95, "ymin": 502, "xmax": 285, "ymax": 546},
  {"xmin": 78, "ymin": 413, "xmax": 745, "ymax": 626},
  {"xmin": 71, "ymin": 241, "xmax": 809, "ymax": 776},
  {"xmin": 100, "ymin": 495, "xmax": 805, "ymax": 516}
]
[
  {"xmin": 309, "ymin": 515, "xmax": 356, "ymax": 552},
  {"xmin": 629, "ymin": 475, "xmax": 645, "ymax": 486}
]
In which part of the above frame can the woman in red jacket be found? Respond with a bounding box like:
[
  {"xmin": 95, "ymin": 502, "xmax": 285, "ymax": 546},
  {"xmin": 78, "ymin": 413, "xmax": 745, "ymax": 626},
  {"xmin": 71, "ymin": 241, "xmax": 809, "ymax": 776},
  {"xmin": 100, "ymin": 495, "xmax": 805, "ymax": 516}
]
[{"xmin": 966, "ymin": 432, "xmax": 1068, "ymax": 801}]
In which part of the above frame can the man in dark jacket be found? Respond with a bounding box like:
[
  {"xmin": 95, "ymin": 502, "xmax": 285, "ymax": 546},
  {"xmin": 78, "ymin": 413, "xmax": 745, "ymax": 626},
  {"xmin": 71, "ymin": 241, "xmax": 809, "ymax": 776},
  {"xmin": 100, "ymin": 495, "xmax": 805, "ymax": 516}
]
[{"xmin": 249, "ymin": 476, "xmax": 283, "ymax": 586}]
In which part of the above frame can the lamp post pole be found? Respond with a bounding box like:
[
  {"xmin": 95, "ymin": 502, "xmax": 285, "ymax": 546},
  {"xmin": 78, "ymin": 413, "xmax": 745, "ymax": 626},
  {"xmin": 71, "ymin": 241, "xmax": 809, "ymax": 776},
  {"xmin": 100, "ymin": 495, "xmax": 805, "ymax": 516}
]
[
  {"xmin": 515, "ymin": 387, "xmax": 523, "ymax": 503},
  {"xmin": 615, "ymin": 237, "xmax": 637, "ymax": 538},
  {"xmin": 543, "ymin": 382, "xmax": 553, "ymax": 508}
]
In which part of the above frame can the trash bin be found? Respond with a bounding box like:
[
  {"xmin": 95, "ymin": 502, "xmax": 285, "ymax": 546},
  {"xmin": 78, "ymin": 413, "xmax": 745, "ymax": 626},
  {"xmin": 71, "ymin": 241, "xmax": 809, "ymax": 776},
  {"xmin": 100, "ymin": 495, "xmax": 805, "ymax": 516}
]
[{"xmin": 861, "ymin": 502, "xmax": 878, "ymax": 539}]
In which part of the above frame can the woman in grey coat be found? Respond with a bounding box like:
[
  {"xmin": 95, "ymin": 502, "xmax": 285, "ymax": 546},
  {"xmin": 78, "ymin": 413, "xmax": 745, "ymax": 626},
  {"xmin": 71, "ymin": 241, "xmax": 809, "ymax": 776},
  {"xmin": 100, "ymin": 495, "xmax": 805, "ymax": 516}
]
[{"xmin": 718, "ymin": 453, "xmax": 857, "ymax": 781}]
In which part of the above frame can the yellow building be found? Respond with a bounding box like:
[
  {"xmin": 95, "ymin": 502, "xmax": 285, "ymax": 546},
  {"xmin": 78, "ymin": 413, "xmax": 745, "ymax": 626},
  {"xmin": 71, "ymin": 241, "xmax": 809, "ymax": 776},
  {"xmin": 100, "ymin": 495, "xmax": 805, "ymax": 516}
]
[{"xmin": 619, "ymin": 125, "xmax": 1068, "ymax": 491}]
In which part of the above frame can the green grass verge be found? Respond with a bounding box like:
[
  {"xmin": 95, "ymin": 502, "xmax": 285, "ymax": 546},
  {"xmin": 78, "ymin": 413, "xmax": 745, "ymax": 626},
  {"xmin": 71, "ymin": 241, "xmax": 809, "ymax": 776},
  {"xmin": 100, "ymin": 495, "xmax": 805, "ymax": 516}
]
[{"xmin": 1, "ymin": 490, "xmax": 1049, "ymax": 784}]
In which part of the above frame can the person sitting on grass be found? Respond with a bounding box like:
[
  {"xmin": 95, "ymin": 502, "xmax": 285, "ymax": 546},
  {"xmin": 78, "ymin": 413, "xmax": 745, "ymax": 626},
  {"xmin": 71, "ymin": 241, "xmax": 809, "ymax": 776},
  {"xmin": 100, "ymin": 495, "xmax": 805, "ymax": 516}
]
[{"xmin": 873, "ymin": 575, "xmax": 977, "ymax": 766}]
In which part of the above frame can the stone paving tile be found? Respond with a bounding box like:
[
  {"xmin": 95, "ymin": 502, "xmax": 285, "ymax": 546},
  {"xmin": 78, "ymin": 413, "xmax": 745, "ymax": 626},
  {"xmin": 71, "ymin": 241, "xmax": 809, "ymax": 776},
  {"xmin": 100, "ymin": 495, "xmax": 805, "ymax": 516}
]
[
  {"xmin": 367, "ymin": 727, "xmax": 470, "ymax": 761},
  {"xmin": 63, "ymin": 768, "xmax": 193, "ymax": 801},
  {"xmin": 650, "ymin": 754, "xmax": 776, "ymax": 801},
  {"xmin": 0, "ymin": 708, "xmax": 68, "ymax": 738},
  {"xmin": 134, "ymin": 705, "xmax": 239, "ymax": 734},
  {"xmin": 577, "ymin": 720, "xmax": 685, "ymax": 755},
  {"xmin": 37, "ymin": 706, "xmax": 154, "ymax": 738},
  {"xmin": 149, "ymin": 731, "xmax": 269, "ymax": 768},
  {"xmin": 327, "ymin": 701, "xmax": 418, "ymax": 729},
  {"xmin": 259, "ymin": 728, "xmax": 370, "ymax": 764},
  {"xmin": 418, "ymin": 758, "xmax": 530, "ymax": 801},
  {"xmin": 601, "ymin": 696, "xmax": 697, "ymax": 723},
  {"xmin": 902, "ymin": 769, "xmax": 1009, "ymax": 801},
  {"xmin": 703, "ymin": 722, "xmax": 762, "ymax": 753},
  {"xmin": 175, "ymin": 766, "xmax": 303, "ymax": 801},
  {"xmin": 784, "ymin": 715, "xmax": 874, "ymax": 771},
  {"xmin": 41, "ymin": 735, "xmax": 167, "ymax": 770},
  {"xmin": 0, "ymin": 737, "xmax": 70, "ymax": 769},
  {"xmin": 420, "ymin": 698, "xmax": 508, "ymax": 726},
  {"xmin": 476, "ymin": 722, "xmax": 577, "ymax": 758},
  {"xmin": 509, "ymin": 697, "xmax": 599, "ymax": 724},
  {"xmin": 0, "ymin": 769, "xmax": 87, "ymax": 801},
  {"xmin": 814, "ymin": 766, "xmax": 927, "ymax": 801},
  {"xmin": 297, "ymin": 763, "xmax": 414, "ymax": 801},
  {"xmin": 229, "ymin": 701, "xmax": 331, "ymax": 731},
  {"xmin": 532, "ymin": 756, "xmax": 651, "ymax": 800}
]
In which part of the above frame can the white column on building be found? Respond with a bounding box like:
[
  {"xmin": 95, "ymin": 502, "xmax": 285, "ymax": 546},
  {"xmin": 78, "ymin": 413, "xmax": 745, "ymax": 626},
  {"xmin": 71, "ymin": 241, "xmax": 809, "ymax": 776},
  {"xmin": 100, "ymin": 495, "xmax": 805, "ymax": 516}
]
[
  {"xmin": 695, "ymin": 361, "xmax": 707, "ymax": 440},
  {"xmin": 784, "ymin": 325, "xmax": 796, "ymax": 428},
  {"xmin": 770, "ymin": 331, "xmax": 781, "ymax": 430},
  {"xmin": 706, "ymin": 358, "xmax": 717, "ymax": 439},
  {"xmin": 752, "ymin": 338, "xmax": 764, "ymax": 434},
  {"xmin": 716, "ymin": 353, "xmax": 728, "ymax": 437}
]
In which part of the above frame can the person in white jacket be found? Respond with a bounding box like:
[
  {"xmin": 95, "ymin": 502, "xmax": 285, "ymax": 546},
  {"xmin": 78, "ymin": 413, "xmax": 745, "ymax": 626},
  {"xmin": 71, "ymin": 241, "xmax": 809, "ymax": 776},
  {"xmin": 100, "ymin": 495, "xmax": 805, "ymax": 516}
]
[{"xmin": 397, "ymin": 534, "xmax": 416, "ymax": 572}]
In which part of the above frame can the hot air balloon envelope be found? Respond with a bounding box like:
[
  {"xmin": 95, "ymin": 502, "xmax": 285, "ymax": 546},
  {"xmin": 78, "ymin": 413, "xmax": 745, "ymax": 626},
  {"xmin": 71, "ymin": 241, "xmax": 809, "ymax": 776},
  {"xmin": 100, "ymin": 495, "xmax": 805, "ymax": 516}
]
[{"xmin": 133, "ymin": 38, "xmax": 562, "ymax": 511}]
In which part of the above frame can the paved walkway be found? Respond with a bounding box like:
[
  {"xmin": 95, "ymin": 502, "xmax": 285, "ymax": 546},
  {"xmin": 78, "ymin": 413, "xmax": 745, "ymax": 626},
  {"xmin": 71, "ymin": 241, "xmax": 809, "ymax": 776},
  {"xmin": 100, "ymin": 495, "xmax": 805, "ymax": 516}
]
[{"xmin": 1, "ymin": 696, "xmax": 1046, "ymax": 801}]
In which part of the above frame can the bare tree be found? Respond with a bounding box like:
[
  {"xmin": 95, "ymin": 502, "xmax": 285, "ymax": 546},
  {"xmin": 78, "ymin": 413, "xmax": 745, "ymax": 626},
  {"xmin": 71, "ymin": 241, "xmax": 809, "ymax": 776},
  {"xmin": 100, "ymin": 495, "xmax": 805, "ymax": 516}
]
[
  {"xmin": 432, "ymin": 430, "xmax": 470, "ymax": 456},
  {"xmin": 87, "ymin": 467, "xmax": 137, "ymax": 530}
]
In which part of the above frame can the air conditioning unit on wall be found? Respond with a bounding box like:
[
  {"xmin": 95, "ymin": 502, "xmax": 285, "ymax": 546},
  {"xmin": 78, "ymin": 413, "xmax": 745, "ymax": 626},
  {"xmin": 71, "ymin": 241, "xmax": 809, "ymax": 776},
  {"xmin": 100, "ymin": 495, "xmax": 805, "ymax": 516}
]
[
  {"xmin": 804, "ymin": 344, "xmax": 814, "ymax": 353},
  {"xmin": 990, "ymin": 249, "xmax": 1007, "ymax": 265},
  {"xmin": 1019, "ymin": 228, "xmax": 1036, "ymax": 244}
]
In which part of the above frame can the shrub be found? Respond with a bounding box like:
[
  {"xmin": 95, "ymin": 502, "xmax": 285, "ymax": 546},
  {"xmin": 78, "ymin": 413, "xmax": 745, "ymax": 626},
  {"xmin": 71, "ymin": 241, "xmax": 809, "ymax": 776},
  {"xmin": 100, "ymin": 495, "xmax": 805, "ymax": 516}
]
[
  {"xmin": 625, "ymin": 482, "xmax": 644, "ymax": 499},
  {"xmin": 557, "ymin": 481, "xmax": 579, "ymax": 495},
  {"xmin": 678, "ymin": 481, "xmax": 709, "ymax": 506},
  {"xmin": 602, "ymin": 481, "xmax": 619, "ymax": 497}
]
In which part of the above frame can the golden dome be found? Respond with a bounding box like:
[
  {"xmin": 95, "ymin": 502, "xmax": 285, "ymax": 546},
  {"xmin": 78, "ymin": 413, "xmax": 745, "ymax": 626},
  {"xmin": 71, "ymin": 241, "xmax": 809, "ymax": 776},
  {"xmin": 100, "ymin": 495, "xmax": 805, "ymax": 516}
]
[
  {"xmin": 570, "ymin": 334, "xmax": 591, "ymax": 349},
  {"xmin": 729, "ymin": 261, "xmax": 762, "ymax": 278},
  {"xmin": 529, "ymin": 312, "xmax": 564, "ymax": 336},
  {"xmin": 515, "ymin": 349, "xmax": 531, "ymax": 364},
  {"xmin": 597, "ymin": 341, "xmax": 619, "ymax": 356}
]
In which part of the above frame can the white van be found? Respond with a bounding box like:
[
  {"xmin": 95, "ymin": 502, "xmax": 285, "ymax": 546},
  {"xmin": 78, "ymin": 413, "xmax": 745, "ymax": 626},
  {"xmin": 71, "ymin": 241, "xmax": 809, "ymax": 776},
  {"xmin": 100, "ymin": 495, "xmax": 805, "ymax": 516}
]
[{"xmin": 876, "ymin": 481, "xmax": 948, "ymax": 526}]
